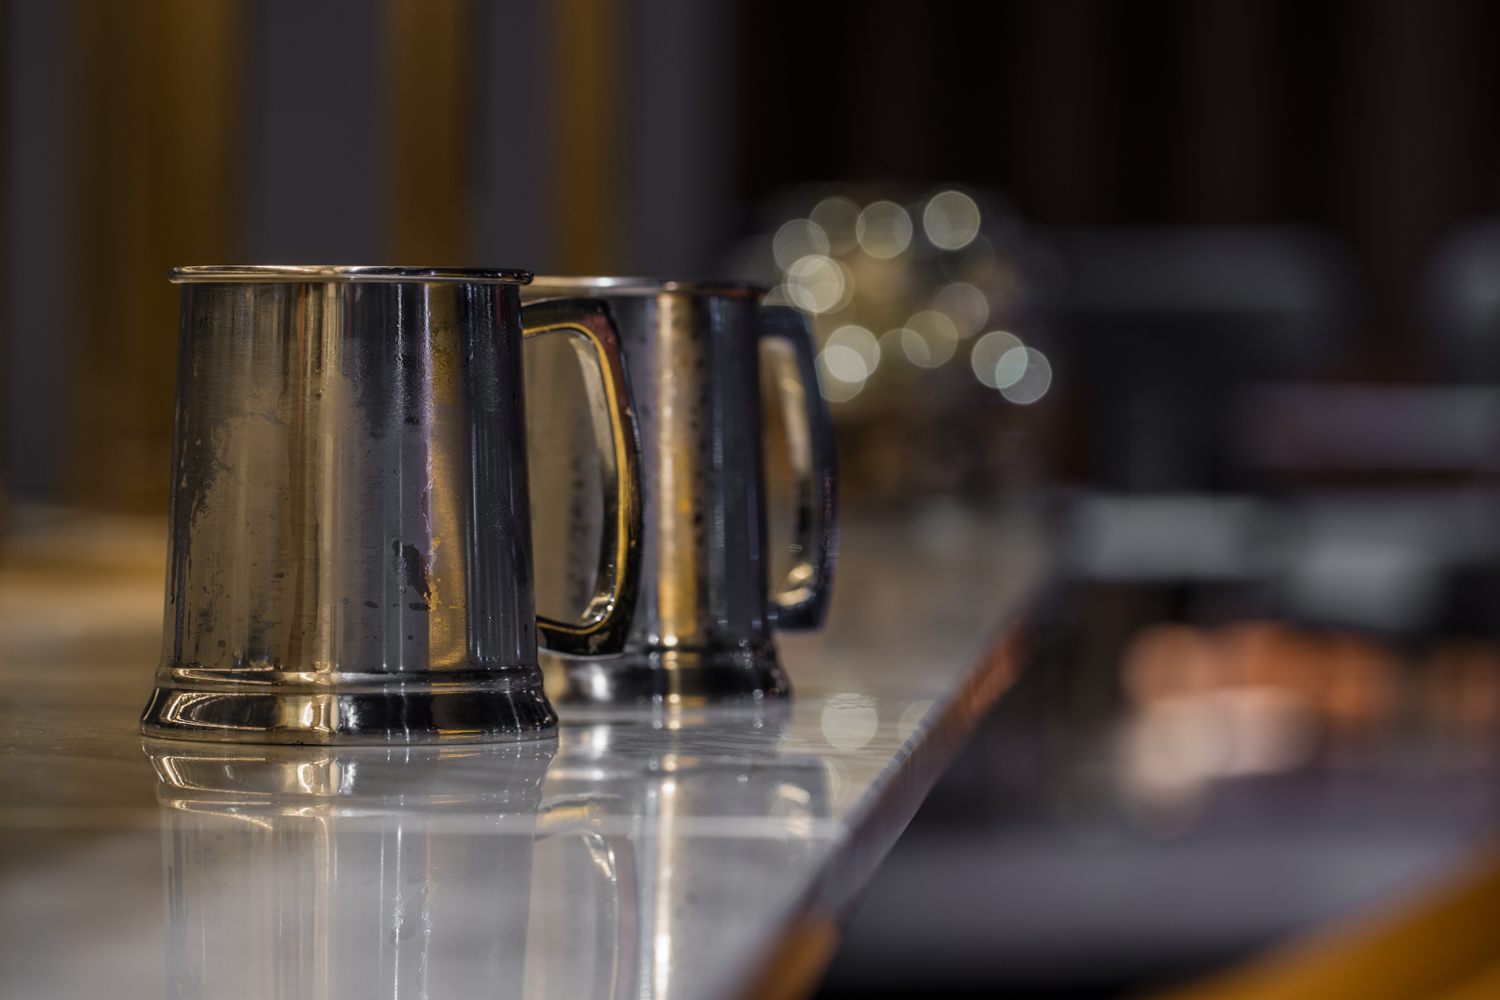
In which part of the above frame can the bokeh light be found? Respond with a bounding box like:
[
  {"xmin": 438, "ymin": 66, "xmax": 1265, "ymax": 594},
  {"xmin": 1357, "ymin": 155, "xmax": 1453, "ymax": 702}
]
[
  {"xmin": 970, "ymin": 330, "xmax": 1023, "ymax": 388},
  {"xmin": 785, "ymin": 254, "xmax": 849, "ymax": 314},
  {"xmin": 810, "ymin": 196, "xmax": 861, "ymax": 255},
  {"xmin": 922, "ymin": 190, "xmax": 981, "ymax": 250},
  {"xmin": 999, "ymin": 347, "xmax": 1052, "ymax": 405},
  {"xmin": 902, "ymin": 310, "xmax": 959, "ymax": 368},
  {"xmin": 736, "ymin": 183, "xmax": 1040, "ymax": 503},
  {"xmin": 993, "ymin": 346, "xmax": 1029, "ymax": 389},
  {"xmin": 899, "ymin": 328, "xmax": 930, "ymax": 367},
  {"xmin": 826, "ymin": 324, "xmax": 880, "ymax": 374},
  {"xmin": 818, "ymin": 324, "xmax": 880, "ymax": 403},
  {"xmin": 821, "ymin": 693, "xmax": 879, "ymax": 749},
  {"xmin": 932, "ymin": 282, "xmax": 989, "ymax": 337},
  {"xmin": 856, "ymin": 200, "xmax": 913, "ymax": 259},
  {"xmin": 897, "ymin": 700, "xmax": 934, "ymax": 742},
  {"xmin": 816, "ymin": 352, "xmax": 865, "ymax": 402},
  {"xmin": 772, "ymin": 219, "xmax": 830, "ymax": 271},
  {"xmin": 821, "ymin": 345, "xmax": 868, "ymax": 383}
]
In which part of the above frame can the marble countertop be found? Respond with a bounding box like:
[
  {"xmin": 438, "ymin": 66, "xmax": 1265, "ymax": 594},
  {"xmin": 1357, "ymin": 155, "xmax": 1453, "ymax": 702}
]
[{"xmin": 0, "ymin": 507, "xmax": 1045, "ymax": 1000}]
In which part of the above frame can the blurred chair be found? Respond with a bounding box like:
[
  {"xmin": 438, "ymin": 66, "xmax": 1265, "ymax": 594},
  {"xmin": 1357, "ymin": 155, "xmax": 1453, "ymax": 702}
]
[
  {"xmin": 1061, "ymin": 227, "xmax": 1353, "ymax": 492},
  {"xmin": 1154, "ymin": 835, "xmax": 1500, "ymax": 1000}
]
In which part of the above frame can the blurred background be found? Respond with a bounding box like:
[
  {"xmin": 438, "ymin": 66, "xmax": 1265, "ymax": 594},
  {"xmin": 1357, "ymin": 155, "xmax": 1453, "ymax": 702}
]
[{"xmin": 10, "ymin": 1, "xmax": 1500, "ymax": 997}]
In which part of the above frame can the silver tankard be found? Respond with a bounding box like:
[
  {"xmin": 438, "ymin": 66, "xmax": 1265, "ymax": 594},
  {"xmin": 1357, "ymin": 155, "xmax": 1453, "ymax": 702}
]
[
  {"xmin": 141, "ymin": 266, "xmax": 641, "ymax": 744},
  {"xmin": 523, "ymin": 279, "xmax": 836, "ymax": 706}
]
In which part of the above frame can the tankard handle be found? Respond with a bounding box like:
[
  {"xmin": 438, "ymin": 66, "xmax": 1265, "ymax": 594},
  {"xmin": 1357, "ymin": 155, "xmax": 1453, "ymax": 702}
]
[
  {"xmin": 759, "ymin": 305, "xmax": 838, "ymax": 630},
  {"xmin": 521, "ymin": 298, "xmax": 643, "ymax": 656}
]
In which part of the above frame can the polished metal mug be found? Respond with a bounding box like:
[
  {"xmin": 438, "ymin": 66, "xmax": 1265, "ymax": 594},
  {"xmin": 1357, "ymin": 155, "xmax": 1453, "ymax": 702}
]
[
  {"xmin": 141, "ymin": 266, "xmax": 641, "ymax": 744},
  {"xmin": 523, "ymin": 279, "xmax": 836, "ymax": 706}
]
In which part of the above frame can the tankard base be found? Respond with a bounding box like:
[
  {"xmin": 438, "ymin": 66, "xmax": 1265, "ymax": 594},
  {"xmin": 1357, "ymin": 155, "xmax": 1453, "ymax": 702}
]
[
  {"xmin": 547, "ymin": 648, "xmax": 791, "ymax": 708},
  {"xmin": 140, "ymin": 684, "xmax": 558, "ymax": 745}
]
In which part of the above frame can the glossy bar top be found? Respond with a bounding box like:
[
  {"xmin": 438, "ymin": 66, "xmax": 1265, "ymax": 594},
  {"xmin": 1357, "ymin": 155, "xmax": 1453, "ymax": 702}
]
[{"xmin": 0, "ymin": 507, "xmax": 1043, "ymax": 1000}]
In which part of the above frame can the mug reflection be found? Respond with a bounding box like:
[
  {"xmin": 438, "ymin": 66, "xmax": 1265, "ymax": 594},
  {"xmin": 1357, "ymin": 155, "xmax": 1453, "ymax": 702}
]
[
  {"xmin": 543, "ymin": 705, "xmax": 832, "ymax": 1000},
  {"xmin": 148, "ymin": 740, "xmax": 555, "ymax": 1000},
  {"xmin": 145, "ymin": 708, "xmax": 831, "ymax": 1000}
]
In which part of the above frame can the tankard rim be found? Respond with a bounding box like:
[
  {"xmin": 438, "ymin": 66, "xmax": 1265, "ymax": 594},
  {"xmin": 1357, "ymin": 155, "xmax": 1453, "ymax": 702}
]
[
  {"xmin": 169, "ymin": 265, "xmax": 534, "ymax": 285},
  {"xmin": 525, "ymin": 276, "xmax": 766, "ymax": 297}
]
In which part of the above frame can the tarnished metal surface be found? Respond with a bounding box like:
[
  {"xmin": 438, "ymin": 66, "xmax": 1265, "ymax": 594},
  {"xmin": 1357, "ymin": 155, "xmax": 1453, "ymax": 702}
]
[
  {"xmin": 141, "ymin": 271, "xmax": 641, "ymax": 744},
  {"xmin": 525, "ymin": 280, "xmax": 837, "ymax": 707}
]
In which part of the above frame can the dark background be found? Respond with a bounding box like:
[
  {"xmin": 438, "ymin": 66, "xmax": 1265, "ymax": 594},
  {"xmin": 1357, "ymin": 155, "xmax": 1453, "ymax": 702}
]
[
  {"xmin": 7, "ymin": 1, "xmax": 1500, "ymax": 508},
  {"xmin": 738, "ymin": 0, "xmax": 1500, "ymax": 382},
  {"xmin": 4, "ymin": 6, "xmax": 1500, "ymax": 998}
]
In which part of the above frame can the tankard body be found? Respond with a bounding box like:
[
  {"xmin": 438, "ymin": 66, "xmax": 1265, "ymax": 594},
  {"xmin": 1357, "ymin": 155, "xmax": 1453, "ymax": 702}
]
[
  {"xmin": 524, "ymin": 279, "xmax": 836, "ymax": 706},
  {"xmin": 142, "ymin": 267, "xmax": 640, "ymax": 744}
]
